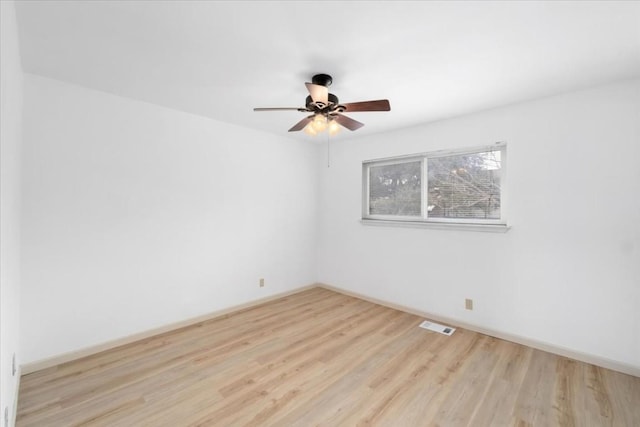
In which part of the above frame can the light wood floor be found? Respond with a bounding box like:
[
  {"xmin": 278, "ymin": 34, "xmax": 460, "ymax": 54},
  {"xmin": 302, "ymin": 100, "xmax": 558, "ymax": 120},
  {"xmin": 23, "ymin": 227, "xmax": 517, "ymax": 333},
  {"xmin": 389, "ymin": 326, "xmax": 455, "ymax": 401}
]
[{"xmin": 17, "ymin": 287, "xmax": 640, "ymax": 426}]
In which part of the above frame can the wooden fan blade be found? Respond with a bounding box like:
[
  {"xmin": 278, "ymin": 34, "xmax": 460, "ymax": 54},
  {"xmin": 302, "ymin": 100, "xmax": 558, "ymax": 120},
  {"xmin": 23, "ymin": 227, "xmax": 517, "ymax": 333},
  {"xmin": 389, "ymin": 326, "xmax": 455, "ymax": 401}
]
[
  {"xmin": 254, "ymin": 107, "xmax": 308, "ymax": 112},
  {"xmin": 288, "ymin": 116, "xmax": 313, "ymax": 132},
  {"xmin": 305, "ymin": 83, "xmax": 329, "ymax": 105},
  {"xmin": 340, "ymin": 99, "xmax": 390, "ymax": 112},
  {"xmin": 334, "ymin": 113, "xmax": 365, "ymax": 131}
]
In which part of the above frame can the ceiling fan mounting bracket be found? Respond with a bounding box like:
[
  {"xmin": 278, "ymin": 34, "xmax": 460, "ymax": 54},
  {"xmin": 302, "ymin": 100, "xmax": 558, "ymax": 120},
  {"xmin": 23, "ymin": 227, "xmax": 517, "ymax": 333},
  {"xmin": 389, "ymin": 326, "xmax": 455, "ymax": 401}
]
[{"xmin": 311, "ymin": 74, "xmax": 333, "ymax": 87}]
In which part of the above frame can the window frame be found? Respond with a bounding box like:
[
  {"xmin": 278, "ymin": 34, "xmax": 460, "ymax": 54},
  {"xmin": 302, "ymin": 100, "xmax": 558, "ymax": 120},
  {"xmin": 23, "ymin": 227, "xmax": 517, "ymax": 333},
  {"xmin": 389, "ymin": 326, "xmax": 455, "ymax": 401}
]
[{"xmin": 362, "ymin": 142, "xmax": 508, "ymax": 230}]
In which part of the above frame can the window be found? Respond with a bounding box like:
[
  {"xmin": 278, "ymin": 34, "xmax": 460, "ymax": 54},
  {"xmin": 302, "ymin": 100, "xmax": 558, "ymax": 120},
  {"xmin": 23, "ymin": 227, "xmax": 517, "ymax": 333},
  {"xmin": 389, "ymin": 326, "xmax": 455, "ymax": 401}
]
[{"xmin": 363, "ymin": 143, "xmax": 507, "ymax": 229}]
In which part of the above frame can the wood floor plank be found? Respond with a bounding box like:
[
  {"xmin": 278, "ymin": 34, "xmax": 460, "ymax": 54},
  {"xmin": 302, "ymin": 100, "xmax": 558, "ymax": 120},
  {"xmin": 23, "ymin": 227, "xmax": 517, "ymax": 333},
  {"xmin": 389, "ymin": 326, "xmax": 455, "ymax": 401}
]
[
  {"xmin": 466, "ymin": 340, "xmax": 533, "ymax": 426},
  {"xmin": 17, "ymin": 287, "xmax": 640, "ymax": 426}
]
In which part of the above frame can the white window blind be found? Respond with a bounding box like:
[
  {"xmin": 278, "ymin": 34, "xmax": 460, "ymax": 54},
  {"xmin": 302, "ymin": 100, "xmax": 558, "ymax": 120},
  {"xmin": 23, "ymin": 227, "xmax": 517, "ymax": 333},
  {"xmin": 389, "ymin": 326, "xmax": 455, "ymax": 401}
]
[{"xmin": 363, "ymin": 143, "xmax": 507, "ymax": 228}]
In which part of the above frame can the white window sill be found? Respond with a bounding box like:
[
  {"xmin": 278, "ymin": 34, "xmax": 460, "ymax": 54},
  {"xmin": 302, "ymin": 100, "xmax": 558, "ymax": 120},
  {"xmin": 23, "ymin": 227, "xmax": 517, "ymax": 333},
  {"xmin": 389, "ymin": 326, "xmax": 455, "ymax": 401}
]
[{"xmin": 360, "ymin": 219, "xmax": 511, "ymax": 233}]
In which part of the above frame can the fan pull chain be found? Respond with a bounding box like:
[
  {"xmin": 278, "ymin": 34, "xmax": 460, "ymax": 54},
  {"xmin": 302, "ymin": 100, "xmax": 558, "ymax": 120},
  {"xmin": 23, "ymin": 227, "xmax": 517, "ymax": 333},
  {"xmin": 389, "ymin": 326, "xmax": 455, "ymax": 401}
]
[{"xmin": 327, "ymin": 130, "xmax": 331, "ymax": 168}]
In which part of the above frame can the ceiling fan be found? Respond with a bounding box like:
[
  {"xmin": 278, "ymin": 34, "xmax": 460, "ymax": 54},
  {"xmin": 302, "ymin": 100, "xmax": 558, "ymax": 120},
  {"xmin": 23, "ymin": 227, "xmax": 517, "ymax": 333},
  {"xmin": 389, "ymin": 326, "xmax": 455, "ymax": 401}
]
[{"xmin": 253, "ymin": 74, "xmax": 390, "ymax": 135}]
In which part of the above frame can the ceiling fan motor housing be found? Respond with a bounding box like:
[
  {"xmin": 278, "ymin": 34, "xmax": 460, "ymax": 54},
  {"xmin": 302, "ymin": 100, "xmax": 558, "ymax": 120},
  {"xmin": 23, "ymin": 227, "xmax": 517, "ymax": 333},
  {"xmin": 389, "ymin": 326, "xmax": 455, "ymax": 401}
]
[{"xmin": 306, "ymin": 93, "xmax": 339, "ymax": 110}]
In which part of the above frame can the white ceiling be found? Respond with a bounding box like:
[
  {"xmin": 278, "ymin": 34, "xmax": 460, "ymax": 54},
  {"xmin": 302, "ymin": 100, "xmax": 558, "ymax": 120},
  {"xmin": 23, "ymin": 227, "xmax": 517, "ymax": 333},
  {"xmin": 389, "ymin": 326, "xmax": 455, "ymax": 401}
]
[{"xmin": 14, "ymin": 1, "xmax": 640, "ymax": 141}]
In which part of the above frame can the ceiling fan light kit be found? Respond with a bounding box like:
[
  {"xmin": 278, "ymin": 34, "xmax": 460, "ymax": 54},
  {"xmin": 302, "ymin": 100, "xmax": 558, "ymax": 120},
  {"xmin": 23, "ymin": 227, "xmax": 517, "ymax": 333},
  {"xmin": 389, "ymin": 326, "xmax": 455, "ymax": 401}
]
[
  {"xmin": 254, "ymin": 74, "xmax": 391, "ymax": 136},
  {"xmin": 304, "ymin": 115, "xmax": 341, "ymax": 136}
]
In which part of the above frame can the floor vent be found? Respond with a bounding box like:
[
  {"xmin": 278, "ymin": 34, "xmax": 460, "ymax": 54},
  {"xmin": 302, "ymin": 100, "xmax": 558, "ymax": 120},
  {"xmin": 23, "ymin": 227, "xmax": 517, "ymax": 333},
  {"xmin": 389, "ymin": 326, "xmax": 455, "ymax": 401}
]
[{"xmin": 419, "ymin": 320, "xmax": 456, "ymax": 336}]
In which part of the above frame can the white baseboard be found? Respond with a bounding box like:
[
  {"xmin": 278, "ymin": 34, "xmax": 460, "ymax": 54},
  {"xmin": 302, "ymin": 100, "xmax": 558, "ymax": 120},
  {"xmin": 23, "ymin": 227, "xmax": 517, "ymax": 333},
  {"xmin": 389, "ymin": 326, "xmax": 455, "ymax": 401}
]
[
  {"xmin": 21, "ymin": 283, "xmax": 639, "ymax": 378},
  {"xmin": 21, "ymin": 284, "xmax": 317, "ymax": 375},
  {"xmin": 318, "ymin": 283, "xmax": 640, "ymax": 378}
]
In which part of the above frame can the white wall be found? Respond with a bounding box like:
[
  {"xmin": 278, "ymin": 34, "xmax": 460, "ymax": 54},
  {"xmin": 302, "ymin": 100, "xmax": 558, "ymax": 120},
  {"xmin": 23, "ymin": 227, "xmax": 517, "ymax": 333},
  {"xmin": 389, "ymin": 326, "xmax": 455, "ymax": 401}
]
[
  {"xmin": 318, "ymin": 79, "xmax": 640, "ymax": 370},
  {"xmin": 1, "ymin": 0, "xmax": 24, "ymax": 424},
  {"xmin": 20, "ymin": 75, "xmax": 320, "ymax": 364},
  {"xmin": 14, "ymin": 65, "xmax": 640, "ymax": 375}
]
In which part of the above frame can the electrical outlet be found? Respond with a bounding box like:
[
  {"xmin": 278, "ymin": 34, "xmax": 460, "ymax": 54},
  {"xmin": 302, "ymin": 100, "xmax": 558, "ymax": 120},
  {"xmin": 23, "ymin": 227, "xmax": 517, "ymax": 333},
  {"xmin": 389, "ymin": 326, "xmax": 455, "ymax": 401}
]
[
  {"xmin": 259, "ymin": 278, "xmax": 265, "ymax": 287},
  {"xmin": 465, "ymin": 298, "xmax": 473, "ymax": 310},
  {"xmin": 12, "ymin": 353, "xmax": 16, "ymax": 376}
]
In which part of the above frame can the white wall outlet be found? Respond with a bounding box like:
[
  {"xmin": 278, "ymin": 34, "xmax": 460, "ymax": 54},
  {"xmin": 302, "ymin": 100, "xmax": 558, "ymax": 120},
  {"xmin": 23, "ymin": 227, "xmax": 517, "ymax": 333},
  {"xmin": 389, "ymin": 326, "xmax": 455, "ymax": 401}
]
[
  {"xmin": 465, "ymin": 298, "xmax": 473, "ymax": 310},
  {"xmin": 259, "ymin": 278, "xmax": 264, "ymax": 287}
]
